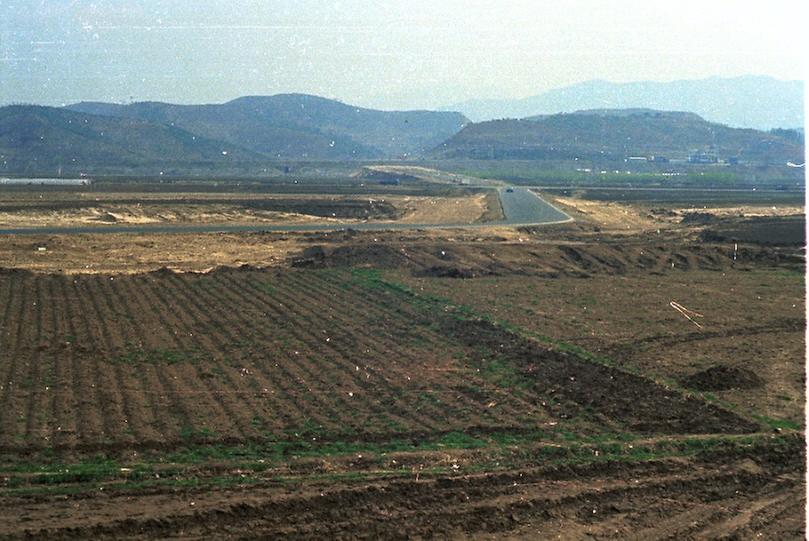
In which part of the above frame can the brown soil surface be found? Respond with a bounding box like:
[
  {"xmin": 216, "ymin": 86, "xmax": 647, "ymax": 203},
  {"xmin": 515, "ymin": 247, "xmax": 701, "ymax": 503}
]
[
  {"xmin": 0, "ymin": 191, "xmax": 803, "ymax": 539},
  {"xmin": 0, "ymin": 267, "xmax": 760, "ymax": 460},
  {"xmin": 550, "ymin": 196, "xmax": 661, "ymax": 232},
  {"xmin": 700, "ymin": 215, "xmax": 806, "ymax": 246},
  {"xmin": 0, "ymin": 192, "xmax": 496, "ymax": 228},
  {"xmin": 0, "ymin": 231, "xmax": 306, "ymax": 273},
  {"xmin": 403, "ymin": 268, "xmax": 805, "ymax": 425},
  {"xmin": 1, "ymin": 437, "xmax": 802, "ymax": 540},
  {"xmin": 378, "ymin": 192, "xmax": 498, "ymax": 224}
]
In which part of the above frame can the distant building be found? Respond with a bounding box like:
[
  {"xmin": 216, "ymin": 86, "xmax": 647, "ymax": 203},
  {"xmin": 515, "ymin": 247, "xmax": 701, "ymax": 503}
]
[{"xmin": 688, "ymin": 151, "xmax": 718, "ymax": 164}]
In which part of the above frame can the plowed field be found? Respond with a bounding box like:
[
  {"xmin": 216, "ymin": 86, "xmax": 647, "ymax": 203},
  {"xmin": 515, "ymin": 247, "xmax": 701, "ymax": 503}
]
[
  {"xmin": 0, "ymin": 264, "xmax": 802, "ymax": 539},
  {"xmin": 0, "ymin": 267, "xmax": 759, "ymax": 459}
]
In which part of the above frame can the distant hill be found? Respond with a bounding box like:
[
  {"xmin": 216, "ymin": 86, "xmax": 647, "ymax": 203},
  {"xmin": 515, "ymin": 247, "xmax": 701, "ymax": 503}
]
[
  {"xmin": 442, "ymin": 76, "xmax": 804, "ymax": 130},
  {"xmin": 0, "ymin": 105, "xmax": 262, "ymax": 174},
  {"xmin": 68, "ymin": 94, "xmax": 468, "ymax": 159},
  {"xmin": 431, "ymin": 109, "xmax": 804, "ymax": 163}
]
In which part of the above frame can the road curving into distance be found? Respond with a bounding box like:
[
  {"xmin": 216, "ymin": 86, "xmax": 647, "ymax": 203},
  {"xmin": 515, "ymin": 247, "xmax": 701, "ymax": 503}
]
[{"xmin": 0, "ymin": 187, "xmax": 572, "ymax": 235}]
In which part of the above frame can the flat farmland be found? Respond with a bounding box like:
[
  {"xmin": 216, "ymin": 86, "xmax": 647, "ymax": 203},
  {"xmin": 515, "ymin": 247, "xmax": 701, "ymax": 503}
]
[
  {"xmin": 0, "ymin": 187, "xmax": 803, "ymax": 539},
  {"xmin": 0, "ymin": 262, "xmax": 802, "ymax": 539},
  {"xmin": 0, "ymin": 266, "xmax": 760, "ymax": 462},
  {"xmin": 0, "ymin": 268, "xmax": 532, "ymax": 458}
]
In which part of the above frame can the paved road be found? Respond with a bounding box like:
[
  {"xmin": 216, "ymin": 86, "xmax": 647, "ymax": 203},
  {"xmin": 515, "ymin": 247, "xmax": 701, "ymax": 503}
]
[
  {"xmin": 497, "ymin": 187, "xmax": 570, "ymax": 225},
  {"xmin": 532, "ymin": 185, "xmax": 804, "ymax": 193},
  {"xmin": 0, "ymin": 187, "xmax": 570, "ymax": 235}
]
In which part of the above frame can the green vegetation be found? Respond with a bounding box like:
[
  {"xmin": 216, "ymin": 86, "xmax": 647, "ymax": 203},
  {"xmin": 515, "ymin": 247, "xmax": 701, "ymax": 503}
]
[
  {"xmin": 257, "ymin": 281, "xmax": 276, "ymax": 294},
  {"xmin": 1, "ymin": 431, "xmax": 799, "ymax": 497},
  {"xmin": 179, "ymin": 426, "xmax": 217, "ymax": 441},
  {"xmin": 756, "ymin": 415, "xmax": 801, "ymax": 431}
]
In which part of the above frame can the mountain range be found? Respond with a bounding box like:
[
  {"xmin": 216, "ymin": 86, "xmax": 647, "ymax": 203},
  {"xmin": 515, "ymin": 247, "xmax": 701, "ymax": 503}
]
[
  {"xmin": 432, "ymin": 109, "xmax": 804, "ymax": 163},
  {"xmin": 0, "ymin": 81, "xmax": 803, "ymax": 175},
  {"xmin": 442, "ymin": 76, "xmax": 803, "ymax": 130},
  {"xmin": 0, "ymin": 105, "xmax": 265, "ymax": 173},
  {"xmin": 66, "ymin": 95, "xmax": 467, "ymax": 160},
  {"xmin": 0, "ymin": 95, "xmax": 467, "ymax": 174}
]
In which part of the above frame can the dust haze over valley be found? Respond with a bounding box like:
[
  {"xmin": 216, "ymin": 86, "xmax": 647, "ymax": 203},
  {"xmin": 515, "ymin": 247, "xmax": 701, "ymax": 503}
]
[{"xmin": 0, "ymin": 1, "xmax": 806, "ymax": 539}]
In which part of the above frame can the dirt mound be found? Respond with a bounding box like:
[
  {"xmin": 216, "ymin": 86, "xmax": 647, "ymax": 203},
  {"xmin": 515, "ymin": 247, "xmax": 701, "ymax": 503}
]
[
  {"xmin": 291, "ymin": 243, "xmax": 415, "ymax": 268},
  {"xmin": 680, "ymin": 211, "xmax": 719, "ymax": 224},
  {"xmin": 205, "ymin": 263, "xmax": 265, "ymax": 275},
  {"xmin": 288, "ymin": 239, "xmax": 798, "ymax": 277},
  {"xmin": 680, "ymin": 365, "xmax": 765, "ymax": 391},
  {"xmin": 699, "ymin": 216, "xmax": 806, "ymax": 246},
  {"xmin": 0, "ymin": 267, "xmax": 33, "ymax": 277},
  {"xmin": 414, "ymin": 265, "xmax": 489, "ymax": 278},
  {"xmin": 648, "ymin": 207, "xmax": 678, "ymax": 218},
  {"xmin": 146, "ymin": 266, "xmax": 176, "ymax": 277},
  {"xmin": 90, "ymin": 212, "xmax": 119, "ymax": 223}
]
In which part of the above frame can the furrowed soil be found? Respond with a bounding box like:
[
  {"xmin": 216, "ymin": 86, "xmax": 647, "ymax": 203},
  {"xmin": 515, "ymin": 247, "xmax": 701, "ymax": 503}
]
[
  {"xmin": 0, "ymin": 267, "xmax": 758, "ymax": 460},
  {"xmin": 0, "ymin": 436, "xmax": 803, "ymax": 540},
  {"xmin": 0, "ymin": 190, "xmax": 803, "ymax": 539}
]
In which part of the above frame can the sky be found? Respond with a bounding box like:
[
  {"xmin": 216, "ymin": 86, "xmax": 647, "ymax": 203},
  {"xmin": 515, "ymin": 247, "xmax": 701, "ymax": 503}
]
[{"xmin": 1, "ymin": 0, "xmax": 806, "ymax": 110}]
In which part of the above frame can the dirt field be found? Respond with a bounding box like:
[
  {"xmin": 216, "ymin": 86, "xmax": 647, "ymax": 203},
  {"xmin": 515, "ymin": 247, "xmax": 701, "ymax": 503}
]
[
  {"xmin": 401, "ymin": 269, "xmax": 804, "ymax": 425},
  {"xmin": 0, "ymin": 192, "xmax": 498, "ymax": 228},
  {"xmin": 0, "ymin": 188, "xmax": 803, "ymax": 539},
  {"xmin": 0, "ymin": 267, "xmax": 762, "ymax": 457},
  {"xmin": 549, "ymin": 195, "xmax": 661, "ymax": 232}
]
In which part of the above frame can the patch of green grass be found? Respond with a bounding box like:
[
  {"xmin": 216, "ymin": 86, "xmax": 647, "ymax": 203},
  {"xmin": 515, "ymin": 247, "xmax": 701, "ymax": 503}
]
[
  {"xmin": 436, "ymin": 431, "xmax": 486, "ymax": 449},
  {"xmin": 257, "ymin": 281, "xmax": 276, "ymax": 294},
  {"xmin": 179, "ymin": 426, "xmax": 216, "ymax": 441},
  {"xmin": 748, "ymin": 269, "xmax": 804, "ymax": 280},
  {"xmin": 416, "ymin": 391, "xmax": 442, "ymax": 407},
  {"xmin": 580, "ymin": 294, "xmax": 598, "ymax": 307},
  {"xmin": 480, "ymin": 358, "xmax": 531, "ymax": 388},
  {"xmin": 3, "ymin": 432, "xmax": 800, "ymax": 498},
  {"xmin": 755, "ymin": 415, "xmax": 801, "ymax": 431}
]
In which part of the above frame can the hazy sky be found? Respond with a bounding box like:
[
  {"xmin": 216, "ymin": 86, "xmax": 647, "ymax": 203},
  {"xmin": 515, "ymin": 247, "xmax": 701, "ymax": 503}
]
[{"xmin": 1, "ymin": 0, "xmax": 805, "ymax": 109}]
